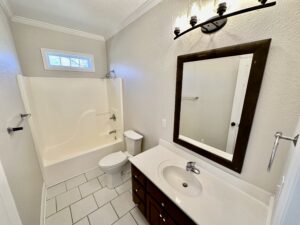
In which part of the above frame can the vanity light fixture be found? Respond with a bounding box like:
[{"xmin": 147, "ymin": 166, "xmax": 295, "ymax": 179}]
[{"xmin": 174, "ymin": 0, "xmax": 276, "ymax": 39}]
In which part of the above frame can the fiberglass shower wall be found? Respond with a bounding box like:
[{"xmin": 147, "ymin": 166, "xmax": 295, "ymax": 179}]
[{"xmin": 18, "ymin": 75, "xmax": 124, "ymax": 167}]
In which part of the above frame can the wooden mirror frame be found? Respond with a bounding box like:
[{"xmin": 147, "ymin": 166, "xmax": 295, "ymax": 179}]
[{"xmin": 173, "ymin": 39, "xmax": 271, "ymax": 173}]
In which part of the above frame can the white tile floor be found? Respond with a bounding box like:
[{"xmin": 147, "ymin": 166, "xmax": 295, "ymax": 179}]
[{"xmin": 45, "ymin": 167, "xmax": 149, "ymax": 225}]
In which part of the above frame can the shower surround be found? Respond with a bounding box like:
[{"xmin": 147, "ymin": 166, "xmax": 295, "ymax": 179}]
[{"xmin": 17, "ymin": 75, "xmax": 124, "ymax": 185}]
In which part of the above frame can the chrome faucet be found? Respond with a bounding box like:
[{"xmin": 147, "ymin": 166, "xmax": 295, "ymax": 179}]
[
  {"xmin": 109, "ymin": 130, "xmax": 117, "ymax": 135},
  {"xmin": 186, "ymin": 162, "xmax": 200, "ymax": 174},
  {"xmin": 109, "ymin": 114, "xmax": 116, "ymax": 121}
]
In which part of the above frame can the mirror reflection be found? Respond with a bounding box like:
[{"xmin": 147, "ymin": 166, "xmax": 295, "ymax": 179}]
[{"xmin": 179, "ymin": 54, "xmax": 253, "ymax": 161}]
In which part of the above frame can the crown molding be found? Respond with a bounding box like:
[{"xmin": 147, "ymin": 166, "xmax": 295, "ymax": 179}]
[
  {"xmin": 11, "ymin": 16, "xmax": 106, "ymax": 41},
  {"xmin": 0, "ymin": 0, "xmax": 13, "ymax": 18},
  {"xmin": 107, "ymin": 0, "xmax": 162, "ymax": 39}
]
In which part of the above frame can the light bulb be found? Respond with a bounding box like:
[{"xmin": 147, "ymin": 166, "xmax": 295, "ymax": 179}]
[
  {"xmin": 190, "ymin": 3, "xmax": 201, "ymax": 17},
  {"xmin": 174, "ymin": 15, "xmax": 188, "ymax": 30},
  {"xmin": 214, "ymin": 0, "xmax": 239, "ymax": 12}
]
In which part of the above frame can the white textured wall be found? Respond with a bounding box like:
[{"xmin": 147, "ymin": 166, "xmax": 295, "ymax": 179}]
[
  {"xmin": 11, "ymin": 22, "xmax": 108, "ymax": 78},
  {"xmin": 25, "ymin": 77, "xmax": 109, "ymax": 149},
  {"xmin": 0, "ymin": 6, "xmax": 43, "ymax": 225},
  {"xmin": 107, "ymin": 0, "xmax": 300, "ymax": 192}
]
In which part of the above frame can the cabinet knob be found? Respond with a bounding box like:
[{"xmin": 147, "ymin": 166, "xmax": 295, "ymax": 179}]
[
  {"xmin": 161, "ymin": 202, "xmax": 165, "ymax": 207},
  {"xmin": 135, "ymin": 189, "xmax": 139, "ymax": 193},
  {"xmin": 159, "ymin": 214, "xmax": 163, "ymax": 218},
  {"xmin": 134, "ymin": 174, "xmax": 138, "ymax": 179},
  {"xmin": 231, "ymin": 122, "xmax": 236, "ymax": 127},
  {"xmin": 162, "ymin": 218, "xmax": 166, "ymax": 223}
]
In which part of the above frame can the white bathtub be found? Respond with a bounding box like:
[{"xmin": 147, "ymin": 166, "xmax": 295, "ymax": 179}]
[
  {"xmin": 44, "ymin": 133, "xmax": 121, "ymax": 167},
  {"xmin": 44, "ymin": 137, "xmax": 124, "ymax": 186},
  {"xmin": 17, "ymin": 75, "xmax": 125, "ymax": 186}
]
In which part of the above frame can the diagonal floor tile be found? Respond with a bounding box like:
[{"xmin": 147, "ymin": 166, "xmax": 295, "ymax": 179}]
[
  {"xmin": 46, "ymin": 198, "xmax": 56, "ymax": 217},
  {"xmin": 79, "ymin": 178, "xmax": 102, "ymax": 197},
  {"xmin": 66, "ymin": 174, "xmax": 87, "ymax": 190},
  {"xmin": 130, "ymin": 207, "xmax": 149, "ymax": 225},
  {"xmin": 98, "ymin": 174, "xmax": 107, "ymax": 187},
  {"xmin": 85, "ymin": 168, "xmax": 104, "ymax": 180},
  {"xmin": 74, "ymin": 217, "xmax": 89, "ymax": 225},
  {"xmin": 47, "ymin": 182, "xmax": 66, "ymax": 199},
  {"xmin": 94, "ymin": 187, "xmax": 118, "ymax": 207},
  {"xmin": 116, "ymin": 180, "xmax": 132, "ymax": 195},
  {"xmin": 111, "ymin": 191, "xmax": 135, "ymax": 217},
  {"xmin": 114, "ymin": 213, "xmax": 137, "ymax": 225},
  {"xmin": 89, "ymin": 203, "xmax": 118, "ymax": 225},
  {"xmin": 46, "ymin": 208, "xmax": 72, "ymax": 225},
  {"xmin": 71, "ymin": 195, "xmax": 98, "ymax": 222},
  {"xmin": 57, "ymin": 188, "xmax": 81, "ymax": 210}
]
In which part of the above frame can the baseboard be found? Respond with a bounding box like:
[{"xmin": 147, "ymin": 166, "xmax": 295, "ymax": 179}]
[{"xmin": 40, "ymin": 182, "xmax": 46, "ymax": 225}]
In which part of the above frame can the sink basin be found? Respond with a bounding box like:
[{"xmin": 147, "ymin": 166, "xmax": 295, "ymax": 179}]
[{"xmin": 161, "ymin": 165, "xmax": 202, "ymax": 197}]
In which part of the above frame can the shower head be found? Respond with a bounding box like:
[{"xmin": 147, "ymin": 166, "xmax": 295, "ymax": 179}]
[{"xmin": 101, "ymin": 70, "xmax": 116, "ymax": 79}]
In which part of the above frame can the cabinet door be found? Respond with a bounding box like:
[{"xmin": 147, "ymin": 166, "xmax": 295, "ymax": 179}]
[
  {"xmin": 147, "ymin": 196, "xmax": 177, "ymax": 225},
  {"xmin": 147, "ymin": 195, "xmax": 163, "ymax": 225}
]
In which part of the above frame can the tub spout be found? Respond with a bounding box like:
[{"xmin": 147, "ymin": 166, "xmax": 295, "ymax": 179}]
[{"xmin": 109, "ymin": 130, "xmax": 117, "ymax": 135}]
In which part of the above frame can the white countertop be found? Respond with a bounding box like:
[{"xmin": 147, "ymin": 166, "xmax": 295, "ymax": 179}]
[{"xmin": 129, "ymin": 144, "xmax": 270, "ymax": 225}]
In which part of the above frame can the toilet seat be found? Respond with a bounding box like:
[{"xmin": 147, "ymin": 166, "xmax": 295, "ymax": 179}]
[{"xmin": 98, "ymin": 151, "xmax": 127, "ymax": 169}]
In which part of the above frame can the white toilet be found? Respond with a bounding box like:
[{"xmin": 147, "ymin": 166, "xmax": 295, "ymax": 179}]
[{"xmin": 98, "ymin": 130, "xmax": 143, "ymax": 189}]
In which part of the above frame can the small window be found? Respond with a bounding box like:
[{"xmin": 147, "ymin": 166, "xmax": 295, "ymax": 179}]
[{"xmin": 41, "ymin": 49, "xmax": 95, "ymax": 72}]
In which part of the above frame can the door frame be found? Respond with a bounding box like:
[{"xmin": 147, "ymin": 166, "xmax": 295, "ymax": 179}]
[{"xmin": 0, "ymin": 160, "xmax": 23, "ymax": 225}]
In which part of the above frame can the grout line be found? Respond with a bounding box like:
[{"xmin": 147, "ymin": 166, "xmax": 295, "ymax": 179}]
[
  {"xmin": 69, "ymin": 206, "xmax": 74, "ymax": 224},
  {"xmin": 110, "ymin": 201, "xmax": 120, "ymax": 219},
  {"xmin": 44, "ymin": 171, "xmax": 132, "ymax": 223},
  {"xmin": 47, "ymin": 180, "xmax": 67, "ymax": 189},
  {"xmin": 112, "ymin": 212, "xmax": 136, "ymax": 225},
  {"xmin": 45, "ymin": 199, "xmax": 57, "ymax": 219},
  {"xmin": 83, "ymin": 173, "xmax": 88, "ymax": 181},
  {"xmin": 55, "ymin": 196, "xmax": 58, "ymax": 213},
  {"xmin": 91, "ymin": 192, "xmax": 99, "ymax": 208},
  {"xmin": 130, "ymin": 210, "xmax": 139, "ymax": 225},
  {"xmin": 87, "ymin": 215, "xmax": 92, "ymax": 225},
  {"xmin": 72, "ymin": 216, "xmax": 86, "ymax": 225}
]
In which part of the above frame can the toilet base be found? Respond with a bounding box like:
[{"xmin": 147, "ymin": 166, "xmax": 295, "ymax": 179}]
[{"xmin": 106, "ymin": 171, "xmax": 123, "ymax": 189}]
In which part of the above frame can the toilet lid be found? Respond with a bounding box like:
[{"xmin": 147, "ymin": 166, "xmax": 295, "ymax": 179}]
[{"xmin": 99, "ymin": 151, "xmax": 127, "ymax": 168}]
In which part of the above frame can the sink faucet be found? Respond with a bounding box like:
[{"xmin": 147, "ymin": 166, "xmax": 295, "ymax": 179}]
[
  {"xmin": 186, "ymin": 162, "xmax": 200, "ymax": 174},
  {"xmin": 109, "ymin": 130, "xmax": 117, "ymax": 135}
]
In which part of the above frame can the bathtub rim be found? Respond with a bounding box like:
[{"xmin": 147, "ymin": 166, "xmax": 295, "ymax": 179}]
[{"xmin": 43, "ymin": 138, "xmax": 123, "ymax": 167}]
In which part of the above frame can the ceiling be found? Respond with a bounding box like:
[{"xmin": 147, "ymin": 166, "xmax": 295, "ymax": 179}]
[{"xmin": 4, "ymin": 0, "xmax": 159, "ymax": 39}]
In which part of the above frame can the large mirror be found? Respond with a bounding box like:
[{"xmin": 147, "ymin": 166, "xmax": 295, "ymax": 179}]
[{"xmin": 174, "ymin": 40, "xmax": 271, "ymax": 173}]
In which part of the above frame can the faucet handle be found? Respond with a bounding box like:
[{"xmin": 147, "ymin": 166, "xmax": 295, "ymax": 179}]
[{"xmin": 187, "ymin": 161, "xmax": 196, "ymax": 167}]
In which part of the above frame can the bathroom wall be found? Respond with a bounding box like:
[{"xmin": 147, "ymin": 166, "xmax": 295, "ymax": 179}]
[
  {"xmin": 11, "ymin": 22, "xmax": 107, "ymax": 78},
  {"xmin": 0, "ymin": 6, "xmax": 43, "ymax": 225},
  {"xmin": 107, "ymin": 0, "xmax": 300, "ymax": 193}
]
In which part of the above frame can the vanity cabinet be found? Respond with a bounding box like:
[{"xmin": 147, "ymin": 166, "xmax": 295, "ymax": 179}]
[{"xmin": 131, "ymin": 165, "xmax": 196, "ymax": 225}]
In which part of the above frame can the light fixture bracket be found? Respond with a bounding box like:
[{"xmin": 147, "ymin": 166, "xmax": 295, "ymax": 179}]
[{"xmin": 201, "ymin": 16, "xmax": 227, "ymax": 34}]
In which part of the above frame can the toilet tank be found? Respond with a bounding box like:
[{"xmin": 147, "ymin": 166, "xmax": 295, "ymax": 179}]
[{"xmin": 124, "ymin": 130, "xmax": 143, "ymax": 156}]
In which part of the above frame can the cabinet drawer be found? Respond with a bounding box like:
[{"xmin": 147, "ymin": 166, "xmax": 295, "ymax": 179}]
[
  {"xmin": 132, "ymin": 178, "xmax": 145, "ymax": 201},
  {"xmin": 133, "ymin": 192, "xmax": 146, "ymax": 216},
  {"xmin": 132, "ymin": 164, "xmax": 146, "ymax": 186},
  {"xmin": 147, "ymin": 181, "xmax": 196, "ymax": 225}
]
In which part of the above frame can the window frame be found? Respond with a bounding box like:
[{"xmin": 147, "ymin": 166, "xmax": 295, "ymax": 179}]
[{"xmin": 41, "ymin": 48, "xmax": 95, "ymax": 72}]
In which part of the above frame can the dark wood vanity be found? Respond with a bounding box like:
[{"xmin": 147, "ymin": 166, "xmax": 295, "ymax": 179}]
[{"xmin": 131, "ymin": 164, "xmax": 196, "ymax": 225}]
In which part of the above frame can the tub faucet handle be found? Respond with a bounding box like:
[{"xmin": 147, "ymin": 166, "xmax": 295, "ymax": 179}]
[{"xmin": 109, "ymin": 114, "xmax": 116, "ymax": 121}]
